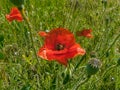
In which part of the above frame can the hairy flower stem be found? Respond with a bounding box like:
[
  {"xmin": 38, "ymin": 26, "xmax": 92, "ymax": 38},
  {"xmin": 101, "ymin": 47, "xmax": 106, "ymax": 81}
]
[
  {"xmin": 21, "ymin": 7, "xmax": 39, "ymax": 63},
  {"xmin": 72, "ymin": 55, "xmax": 86, "ymax": 73},
  {"xmin": 102, "ymin": 65, "xmax": 117, "ymax": 78},
  {"xmin": 73, "ymin": 76, "xmax": 91, "ymax": 90},
  {"xmin": 100, "ymin": 33, "xmax": 120, "ymax": 59}
]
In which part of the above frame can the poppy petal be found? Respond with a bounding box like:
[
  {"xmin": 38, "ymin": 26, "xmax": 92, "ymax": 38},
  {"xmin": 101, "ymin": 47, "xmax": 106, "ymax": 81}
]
[
  {"xmin": 77, "ymin": 29, "xmax": 93, "ymax": 38},
  {"xmin": 6, "ymin": 7, "xmax": 23, "ymax": 22},
  {"xmin": 45, "ymin": 28, "xmax": 75, "ymax": 50},
  {"xmin": 38, "ymin": 31, "xmax": 47, "ymax": 37},
  {"xmin": 56, "ymin": 59, "xmax": 68, "ymax": 66}
]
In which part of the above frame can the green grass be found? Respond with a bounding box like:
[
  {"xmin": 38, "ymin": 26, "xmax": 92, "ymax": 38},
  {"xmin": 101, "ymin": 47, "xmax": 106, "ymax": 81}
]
[{"xmin": 0, "ymin": 0, "xmax": 120, "ymax": 90}]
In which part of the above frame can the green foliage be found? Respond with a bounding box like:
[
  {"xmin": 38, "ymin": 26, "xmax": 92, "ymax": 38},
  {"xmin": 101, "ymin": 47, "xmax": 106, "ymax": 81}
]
[
  {"xmin": 10, "ymin": 0, "xmax": 24, "ymax": 9},
  {"xmin": 0, "ymin": 0, "xmax": 120, "ymax": 90},
  {"xmin": 0, "ymin": 35, "xmax": 4, "ymax": 42},
  {"xmin": 117, "ymin": 58, "xmax": 120, "ymax": 66},
  {"xmin": 0, "ymin": 52, "xmax": 4, "ymax": 59}
]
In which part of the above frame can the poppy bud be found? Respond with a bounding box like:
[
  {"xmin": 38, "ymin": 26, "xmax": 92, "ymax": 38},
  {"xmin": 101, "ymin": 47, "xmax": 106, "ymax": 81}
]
[
  {"xmin": 90, "ymin": 51, "xmax": 97, "ymax": 58},
  {"xmin": 86, "ymin": 58, "xmax": 102, "ymax": 76},
  {"xmin": 117, "ymin": 58, "xmax": 120, "ymax": 66},
  {"xmin": 4, "ymin": 44, "xmax": 18, "ymax": 56}
]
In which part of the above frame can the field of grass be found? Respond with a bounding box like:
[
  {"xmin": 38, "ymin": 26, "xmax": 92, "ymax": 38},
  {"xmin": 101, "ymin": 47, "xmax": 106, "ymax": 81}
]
[{"xmin": 0, "ymin": 0, "xmax": 120, "ymax": 90}]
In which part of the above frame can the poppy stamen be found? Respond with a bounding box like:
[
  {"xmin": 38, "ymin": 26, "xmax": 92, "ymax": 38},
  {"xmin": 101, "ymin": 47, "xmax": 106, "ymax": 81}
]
[{"xmin": 55, "ymin": 44, "xmax": 65, "ymax": 51}]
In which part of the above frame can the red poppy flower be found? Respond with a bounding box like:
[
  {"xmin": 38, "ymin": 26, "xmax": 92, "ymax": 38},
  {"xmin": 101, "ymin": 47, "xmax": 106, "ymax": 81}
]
[
  {"xmin": 38, "ymin": 28, "xmax": 86, "ymax": 66},
  {"xmin": 77, "ymin": 29, "xmax": 93, "ymax": 38},
  {"xmin": 6, "ymin": 7, "xmax": 23, "ymax": 22}
]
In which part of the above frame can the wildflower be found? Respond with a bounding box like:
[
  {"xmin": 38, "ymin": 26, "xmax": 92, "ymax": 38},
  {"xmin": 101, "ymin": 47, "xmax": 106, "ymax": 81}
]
[
  {"xmin": 77, "ymin": 29, "xmax": 93, "ymax": 38},
  {"xmin": 38, "ymin": 31, "xmax": 47, "ymax": 37},
  {"xmin": 6, "ymin": 7, "xmax": 23, "ymax": 22},
  {"xmin": 38, "ymin": 28, "xmax": 86, "ymax": 66},
  {"xmin": 86, "ymin": 58, "xmax": 102, "ymax": 76}
]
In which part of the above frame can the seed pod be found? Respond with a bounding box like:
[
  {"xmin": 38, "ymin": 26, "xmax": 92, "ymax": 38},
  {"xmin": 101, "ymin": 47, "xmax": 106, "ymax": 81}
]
[
  {"xmin": 90, "ymin": 51, "xmax": 97, "ymax": 58},
  {"xmin": 86, "ymin": 58, "xmax": 102, "ymax": 76}
]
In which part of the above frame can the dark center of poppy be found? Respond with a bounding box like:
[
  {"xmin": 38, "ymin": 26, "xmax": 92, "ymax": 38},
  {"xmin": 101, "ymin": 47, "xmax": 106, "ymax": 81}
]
[{"xmin": 55, "ymin": 44, "xmax": 65, "ymax": 51}]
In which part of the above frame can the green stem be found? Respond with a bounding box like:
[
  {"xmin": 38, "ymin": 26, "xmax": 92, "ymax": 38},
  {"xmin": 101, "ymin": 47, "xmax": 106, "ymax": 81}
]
[
  {"xmin": 100, "ymin": 33, "xmax": 120, "ymax": 59},
  {"xmin": 21, "ymin": 7, "xmax": 39, "ymax": 63},
  {"xmin": 72, "ymin": 55, "xmax": 86, "ymax": 73},
  {"xmin": 94, "ymin": 65, "xmax": 117, "ymax": 83},
  {"xmin": 73, "ymin": 76, "xmax": 91, "ymax": 90},
  {"xmin": 102, "ymin": 65, "xmax": 116, "ymax": 78}
]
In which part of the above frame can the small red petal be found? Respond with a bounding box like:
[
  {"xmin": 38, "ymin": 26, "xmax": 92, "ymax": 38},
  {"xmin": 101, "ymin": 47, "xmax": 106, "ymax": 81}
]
[
  {"xmin": 86, "ymin": 34, "xmax": 93, "ymax": 38},
  {"xmin": 56, "ymin": 59, "xmax": 68, "ymax": 66},
  {"xmin": 5, "ymin": 15, "xmax": 13, "ymax": 22},
  {"xmin": 37, "ymin": 46, "xmax": 48, "ymax": 60},
  {"xmin": 6, "ymin": 7, "xmax": 23, "ymax": 22},
  {"xmin": 38, "ymin": 31, "xmax": 47, "ymax": 37},
  {"xmin": 77, "ymin": 47, "xmax": 86, "ymax": 55},
  {"xmin": 77, "ymin": 29, "xmax": 93, "ymax": 38}
]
